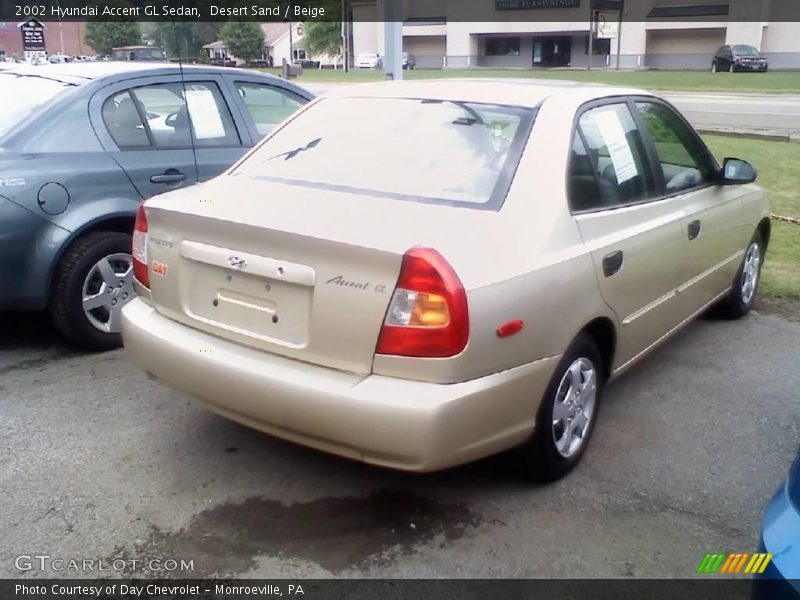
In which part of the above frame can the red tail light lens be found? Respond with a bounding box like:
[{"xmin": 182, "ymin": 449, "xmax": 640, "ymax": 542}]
[
  {"xmin": 376, "ymin": 247, "xmax": 469, "ymax": 358},
  {"xmin": 132, "ymin": 202, "xmax": 149, "ymax": 288}
]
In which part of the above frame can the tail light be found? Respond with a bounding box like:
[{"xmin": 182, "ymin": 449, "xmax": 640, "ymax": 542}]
[
  {"xmin": 132, "ymin": 202, "xmax": 149, "ymax": 288},
  {"xmin": 376, "ymin": 247, "xmax": 468, "ymax": 358}
]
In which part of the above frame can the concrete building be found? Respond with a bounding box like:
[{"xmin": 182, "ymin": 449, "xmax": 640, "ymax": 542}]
[{"xmin": 352, "ymin": 0, "xmax": 800, "ymax": 70}]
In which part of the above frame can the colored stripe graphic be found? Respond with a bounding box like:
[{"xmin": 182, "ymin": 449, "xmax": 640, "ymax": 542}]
[
  {"xmin": 697, "ymin": 553, "xmax": 726, "ymax": 574},
  {"xmin": 744, "ymin": 553, "xmax": 773, "ymax": 574},
  {"xmin": 697, "ymin": 552, "xmax": 773, "ymax": 575},
  {"xmin": 720, "ymin": 553, "xmax": 750, "ymax": 574}
]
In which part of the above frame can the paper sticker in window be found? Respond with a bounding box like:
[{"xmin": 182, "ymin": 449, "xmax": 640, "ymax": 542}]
[
  {"xmin": 185, "ymin": 88, "xmax": 225, "ymax": 139},
  {"xmin": 595, "ymin": 109, "xmax": 638, "ymax": 184}
]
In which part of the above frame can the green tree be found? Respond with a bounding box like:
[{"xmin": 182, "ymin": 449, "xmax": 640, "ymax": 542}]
[
  {"xmin": 143, "ymin": 22, "xmax": 223, "ymax": 60},
  {"xmin": 219, "ymin": 21, "xmax": 265, "ymax": 62},
  {"xmin": 302, "ymin": 22, "xmax": 342, "ymax": 58},
  {"xmin": 84, "ymin": 21, "xmax": 140, "ymax": 55}
]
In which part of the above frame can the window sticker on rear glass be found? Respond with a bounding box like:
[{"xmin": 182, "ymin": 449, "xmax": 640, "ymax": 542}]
[
  {"xmin": 185, "ymin": 89, "xmax": 225, "ymax": 140},
  {"xmin": 595, "ymin": 109, "xmax": 638, "ymax": 184}
]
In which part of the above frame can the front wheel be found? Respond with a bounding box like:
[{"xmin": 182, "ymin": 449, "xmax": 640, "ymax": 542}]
[
  {"xmin": 715, "ymin": 232, "xmax": 764, "ymax": 319},
  {"xmin": 519, "ymin": 333, "xmax": 605, "ymax": 481},
  {"xmin": 50, "ymin": 231, "xmax": 136, "ymax": 350}
]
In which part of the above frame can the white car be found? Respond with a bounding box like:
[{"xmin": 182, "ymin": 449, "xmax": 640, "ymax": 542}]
[{"xmin": 355, "ymin": 53, "xmax": 382, "ymax": 69}]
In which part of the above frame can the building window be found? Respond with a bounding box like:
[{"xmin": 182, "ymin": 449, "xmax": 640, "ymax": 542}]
[
  {"xmin": 585, "ymin": 36, "xmax": 611, "ymax": 55},
  {"xmin": 293, "ymin": 48, "xmax": 307, "ymax": 61},
  {"xmin": 486, "ymin": 37, "xmax": 521, "ymax": 57}
]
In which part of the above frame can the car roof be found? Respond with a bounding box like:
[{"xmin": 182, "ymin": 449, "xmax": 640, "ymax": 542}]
[
  {"xmin": 0, "ymin": 61, "xmax": 282, "ymax": 85},
  {"xmin": 323, "ymin": 78, "xmax": 654, "ymax": 108}
]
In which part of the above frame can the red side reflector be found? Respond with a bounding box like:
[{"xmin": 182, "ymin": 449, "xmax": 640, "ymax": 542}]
[{"xmin": 496, "ymin": 320, "xmax": 524, "ymax": 338}]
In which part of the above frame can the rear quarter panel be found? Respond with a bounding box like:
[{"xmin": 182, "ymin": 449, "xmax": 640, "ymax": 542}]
[{"xmin": 373, "ymin": 90, "xmax": 618, "ymax": 383}]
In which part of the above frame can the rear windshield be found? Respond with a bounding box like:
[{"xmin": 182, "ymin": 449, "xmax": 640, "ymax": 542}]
[
  {"xmin": 0, "ymin": 74, "xmax": 73, "ymax": 137},
  {"xmin": 234, "ymin": 97, "xmax": 534, "ymax": 210}
]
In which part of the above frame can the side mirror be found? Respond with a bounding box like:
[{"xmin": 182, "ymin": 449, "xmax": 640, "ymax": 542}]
[{"xmin": 720, "ymin": 158, "xmax": 757, "ymax": 185}]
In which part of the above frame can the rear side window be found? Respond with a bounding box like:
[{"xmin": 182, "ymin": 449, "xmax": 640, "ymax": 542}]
[
  {"xmin": 635, "ymin": 101, "xmax": 716, "ymax": 194},
  {"xmin": 569, "ymin": 103, "xmax": 655, "ymax": 211},
  {"xmin": 102, "ymin": 82, "xmax": 241, "ymax": 150},
  {"xmin": 0, "ymin": 74, "xmax": 72, "ymax": 138},
  {"xmin": 235, "ymin": 82, "xmax": 306, "ymax": 138}
]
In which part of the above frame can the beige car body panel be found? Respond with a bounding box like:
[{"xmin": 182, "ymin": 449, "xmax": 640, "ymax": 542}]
[{"xmin": 122, "ymin": 80, "xmax": 769, "ymax": 472}]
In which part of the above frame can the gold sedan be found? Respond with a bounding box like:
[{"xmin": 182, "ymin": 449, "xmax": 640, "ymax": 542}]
[{"xmin": 122, "ymin": 80, "xmax": 769, "ymax": 480}]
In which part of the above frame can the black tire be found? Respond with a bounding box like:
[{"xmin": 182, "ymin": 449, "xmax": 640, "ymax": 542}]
[
  {"xmin": 715, "ymin": 232, "xmax": 764, "ymax": 319},
  {"xmin": 711, "ymin": 61, "xmax": 717, "ymax": 73},
  {"xmin": 729, "ymin": 63, "xmax": 736, "ymax": 73},
  {"xmin": 519, "ymin": 333, "xmax": 606, "ymax": 481},
  {"xmin": 49, "ymin": 231, "xmax": 134, "ymax": 351}
]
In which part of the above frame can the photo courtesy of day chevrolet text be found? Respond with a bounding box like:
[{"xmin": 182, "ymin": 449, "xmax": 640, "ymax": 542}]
[{"xmin": 14, "ymin": 583, "xmax": 305, "ymax": 597}]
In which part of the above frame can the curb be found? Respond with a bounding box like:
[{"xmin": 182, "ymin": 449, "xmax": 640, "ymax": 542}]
[{"xmin": 697, "ymin": 128, "xmax": 799, "ymax": 143}]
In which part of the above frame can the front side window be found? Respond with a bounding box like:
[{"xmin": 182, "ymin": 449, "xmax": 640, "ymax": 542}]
[
  {"xmin": 571, "ymin": 103, "xmax": 655, "ymax": 210},
  {"xmin": 235, "ymin": 82, "xmax": 305, "ymax": 138},
  {"xmin": 635, "ymin": 101, "xmax": 716, "ymax": 194},
  {"xmin": 486, "ymin": 37, "xmax": 521, "ymax": 56},
  {"xmin": 103, "ymin": 82, "xmax": 240, "ymax": 150},
  {"xmin": 234, "ymin": 97, "xmax": 534, "ymax": 209}
]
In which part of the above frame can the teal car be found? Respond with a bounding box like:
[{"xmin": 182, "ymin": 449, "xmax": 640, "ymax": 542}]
[
  {"xmin": 0, "ymin": 62, "xmax": 311, "ymax": 349},
  {"xmin": 753, "ymin": 449, "xmax": 800, "ymax": 599}
]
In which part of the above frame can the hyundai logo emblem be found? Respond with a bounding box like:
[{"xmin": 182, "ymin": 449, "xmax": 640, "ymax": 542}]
[{"xmin": 227, "ymin": 256, "xmax": 247, "ymax": 269}]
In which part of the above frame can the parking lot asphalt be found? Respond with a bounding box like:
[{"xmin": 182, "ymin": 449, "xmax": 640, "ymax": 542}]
[{"xmin": 1, "ymin": 309, "xmax": 798, "ymax": 579}]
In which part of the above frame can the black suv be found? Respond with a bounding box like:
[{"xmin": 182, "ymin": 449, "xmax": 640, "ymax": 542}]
[{"xmin": 712, "ymin": 45, "xmax": 768, "ymax": 73}]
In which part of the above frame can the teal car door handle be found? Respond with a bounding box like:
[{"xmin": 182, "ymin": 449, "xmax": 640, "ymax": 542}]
[{"xmin": 150, "ymin": 170, "xmax": 187, "ymax": 184}]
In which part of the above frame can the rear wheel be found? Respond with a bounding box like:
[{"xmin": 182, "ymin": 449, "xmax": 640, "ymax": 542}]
[
  {"xmin": 50, "ymin": 231, "xmax": 136, "ymax": 350},
  {"xmin": 715, "ymin": 232, "xmax": 764, "ymax": 319},
  {"xmin": 519, "ymin": 333, "xmax": 605, "ymax": 481}
]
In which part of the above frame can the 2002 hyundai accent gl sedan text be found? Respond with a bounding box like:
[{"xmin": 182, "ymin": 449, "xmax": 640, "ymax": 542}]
[{"xmin": 121, "ymin": 80, "xmax": 769, "ymax": 480}]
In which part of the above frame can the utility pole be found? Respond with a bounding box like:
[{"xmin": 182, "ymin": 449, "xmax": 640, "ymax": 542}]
[
  {"xmin": 383, "ymin": 0, "xmax": 402, "ymax": 80},
  {"xmin": 56, "ymin": 0, "xmax": 65, "ymax": 54},
  {"xmin": 588, "ymin": 8, "xmax": 595, "ymax": 70},
  {"xmin": 615, "ymin": 0, "xmax": 624, "ymax": 70},
  {"xmin": 341, "ymin": 0, "xmax": 349, "ymax": 72},
  {"xmin": 288, "ymin": 19, "xmax": 293, "ymax": 65}
]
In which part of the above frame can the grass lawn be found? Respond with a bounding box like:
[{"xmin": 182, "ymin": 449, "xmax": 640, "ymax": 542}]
[
  {"xmin": 255, "ymin": 67, "xmax": 800, "ymax": 93},
  {"xmin": 704, "ymin": 135, "xmax": 800, "ymax": 300}
]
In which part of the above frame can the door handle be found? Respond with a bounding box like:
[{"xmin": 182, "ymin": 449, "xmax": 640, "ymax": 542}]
[
  {"xmin": 150, "ymin": 171, "xmax": 187, "ymax": 184},
  {"xmin": 688, "ymin": 220, "xmax": 701, "ymax": 241},
  {"xmin": 602, "ymin": 250, "xmax": 624, "ymax": 278}
]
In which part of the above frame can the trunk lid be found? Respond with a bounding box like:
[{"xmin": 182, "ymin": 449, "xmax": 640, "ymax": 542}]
[{"xmin": 143, "ymin": 175, "xmax": 470, "ymax": 374}]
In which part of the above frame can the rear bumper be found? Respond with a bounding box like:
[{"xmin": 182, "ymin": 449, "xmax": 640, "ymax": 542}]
[
  {"xmin": 0, "ymin": 196, "xmax": 67, "ymax": 310},
  {"xmin": 121, "ymin": 298, "xmax": 559, "ymax": 472}
]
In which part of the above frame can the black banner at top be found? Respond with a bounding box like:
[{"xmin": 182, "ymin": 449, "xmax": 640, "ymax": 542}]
[{"xmin": 1, "ymin": 0, "xmax": 799, "ymax": 21}]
